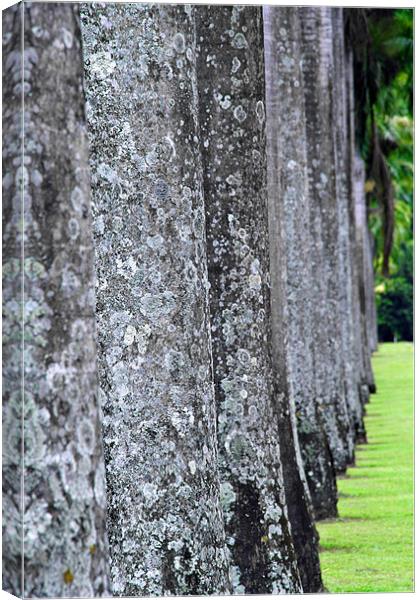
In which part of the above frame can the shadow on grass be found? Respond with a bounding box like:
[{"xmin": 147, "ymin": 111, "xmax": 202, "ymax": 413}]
[
  {"xmin": 319, "ymin": 544, "xmax": 355, "ymax": 554},
  {"xmin": 317, "ymin": 516, "xmax": 366, "ymax": 524}
]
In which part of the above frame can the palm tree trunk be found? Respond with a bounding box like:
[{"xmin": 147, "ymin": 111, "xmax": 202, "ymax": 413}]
[
  {"xmin": 195, "ymin": 5, "xmax": 302, "ymax": 594},
  {"xmin": 263, "ymin": 6, "xmax": 336, "ymax": 566},
  {"xmin": 331, "ymin": 8, "xmax": 364, "ymax": 453},
  {"xmin": 3, "ymin": 4, "xmax": 111, "ymax": 596},
  {"xmin": 80, "ymin": 4, "xmax": 231, "ymax": 596},
  {"xmin": 2, "ymin": 6, "xmax": 24, "ymax": 594},
  {"xmin": 347, "ymin": 48, "xmax": 376, "ymax": 399},
  {"xmin": 345, "ymin": 48, "xmax": 371, "ymax": 431},
  {"xmin": 353, "ymin": 154, "xmax": 377, "ymax": 395},
  {"xmin": 299, "ymin": 7, "xmax": 353, "ymax": 474},
  {"xmin": 366, "ymin": 230, "xmax": 379, "ymax": 354}
]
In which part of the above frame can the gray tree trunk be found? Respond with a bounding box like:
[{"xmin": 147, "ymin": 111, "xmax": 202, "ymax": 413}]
[
  {"xmin": 80, "ymin": 4, "xmax": 231, "ymax": 596},
  {"xmin": 366, "ymin": 230, "xmax": 378, "ymax": 354},
  {"xmin": 2, "ymin": 5, "xmax": 23, "ymax": 595},
  {"xmin": 3, "ymin": 3, "xmax": 110, "ymax": 596},
  {"xmin": 331, "ymin": 8, "xmax": 363, "ymax": 451},
  {"xmin": 346, "ymin": 48, "xmax": 376, "ymax": 399},
  {"xmin": 299, "ymin": 6, "xmax": 353, "ymax": 474},
  {"xmin": 263, "ymin": 6, "xmax": 336, "ymax": 565},
  {"xmin": 353, "ymin": 154, "xmax": 377, "ymax": 395},
  {"xmin": 346, "ymin": 48, "xmax": 371, "ymax": 425},
  {"xmin": 195, "ymin": 6, "xmax": 302, "ymax": 594}
]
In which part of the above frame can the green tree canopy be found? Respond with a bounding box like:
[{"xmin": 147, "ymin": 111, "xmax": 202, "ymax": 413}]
[{"xmin": 346, "ymin": 8, "xmax": 413, "ymax": 340}]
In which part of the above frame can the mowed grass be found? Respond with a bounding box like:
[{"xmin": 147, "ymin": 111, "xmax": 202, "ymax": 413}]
[{"xmin": 317, "ymin": 342, "xmax": 414, "ymax": 592}]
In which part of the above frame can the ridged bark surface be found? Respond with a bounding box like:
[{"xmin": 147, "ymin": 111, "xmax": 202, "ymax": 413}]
[
  {"xmin": 195, "ymin": 6, "xmax": 302, "ymax": 594},
  {"xmin": 80, "ymin": 4, "xmax": 231, "ymax": 596},
  {"xmin": 299, "ymin": 7, "xmax": 353, "ymax": 474},
  {"xmin": 263, "ymin": 5, "xmax": 334, "ymax": 575},
  {"xmin": 3, "ymin": 3, "xmax": 111, "ymax": 597}
]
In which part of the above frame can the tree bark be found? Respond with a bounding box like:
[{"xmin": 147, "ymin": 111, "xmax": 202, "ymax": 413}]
[
  {"xmin": 2, "ymin": 5, "xmax": 380, "ymax": 594},
  {"xmin": 345, "ymin": 48, "xmax": 371, "ymax": 428},
  {"xmin": 3, "ymin": 3, "xmax": 111, "ymax": 596},
  {"xmin": 2, "ymin": 5, "xmax": 23, "ymax": 595},
  {"xmin": 263, "ymin": 5, "xmax": 335, "ymax": 570},
  {"xmin": 299, "ymin": 7, "xmax": 353, "ymax": 474},
  {"xmin": 353, "ymin": 154, "xmax": 377, "ymax": 395},
  {"xmin": 80, "ymin": 4, "xmax": 231, "ymax": 596},
  {"xmin": 347, "ymin": 48, "xmax": 376, "ymax": 400},
  {"xmin": 331, "ymin": 8, "xmax": 364, "ymax": 452},
  {"xmin": 365, "ymin": 230, "xmax": 378, "ymax": 354},
  {"xmin": 195, "ymin": 6, "xmax": 302, "ymax": 593}
]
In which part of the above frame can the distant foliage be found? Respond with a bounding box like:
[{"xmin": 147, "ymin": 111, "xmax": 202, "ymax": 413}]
[
  {"xmin": 348, "ymin": 8, "xmax": 413, "ymax": 340},
  {"xmin": 372, "ymin": 10, "xmax": 413, "ymax": 342},
  {"xmin": 376, "ymin": 241, "xmax": 413, "ymax": 342}
]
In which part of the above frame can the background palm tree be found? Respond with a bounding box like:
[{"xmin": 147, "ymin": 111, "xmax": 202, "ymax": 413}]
[{"xmin": 345, "ymin": 8, "xmax": 413, "ymax": 340}]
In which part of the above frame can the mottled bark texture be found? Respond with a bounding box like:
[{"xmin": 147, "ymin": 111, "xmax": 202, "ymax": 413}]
[
  {"xmin": 353, "ymin": 154, "xmax": 377, "ymax": 396},
  {"xmin": 347, "ymin": 49, "xmax": 376, "ymax": 403},
  {"xmin": 331, "ymin": 8, "xmax": 365, "ymax": 447},
  {"xmin": 366, "ymin": 231, "xmax": 378, "ymax": 354},
  {"xmin": 263, "ymin": 6, "xmax": 332, "ymax": 582},
  {"xmin": 299, "ymin": 7, "xmax": 353, "ymax": 475},
  {"xmin": 2, "ymin": 5, "xmax": 23, "ymax": 595},
  {"xmin": 346, "ymin": 48, "xmax": 372, "ymax": 422},
  {"xmin": 3, "ymin": 3, "xmax": 111, "ymax": 597},
  {"xmin": 80, "ymin": 4, "xmax": 231, "ymax": 596},
  {"xmin": 195, "ymin": 6, "xmax": 302, "ymax": 594},
  {"xmin": 264, "ymin": 5, "xmax": 338, "ymax": 524}
]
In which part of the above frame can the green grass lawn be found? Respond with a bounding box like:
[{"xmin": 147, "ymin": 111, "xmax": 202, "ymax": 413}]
[{"xmin": 317, "ymin": 342, "xmax": 414, "ymax": 593}]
